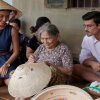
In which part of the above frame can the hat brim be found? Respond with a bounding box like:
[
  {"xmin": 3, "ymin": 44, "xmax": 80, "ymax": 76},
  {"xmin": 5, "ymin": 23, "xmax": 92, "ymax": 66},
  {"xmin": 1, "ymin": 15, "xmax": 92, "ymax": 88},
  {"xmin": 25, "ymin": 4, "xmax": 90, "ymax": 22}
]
[
  {"xmin": 32, "ymin": 85, "xmax": 93, "ymax": 100},
  {"xmin": 8, "ymin": 62, "xmax": 51, "ymax": 98}
]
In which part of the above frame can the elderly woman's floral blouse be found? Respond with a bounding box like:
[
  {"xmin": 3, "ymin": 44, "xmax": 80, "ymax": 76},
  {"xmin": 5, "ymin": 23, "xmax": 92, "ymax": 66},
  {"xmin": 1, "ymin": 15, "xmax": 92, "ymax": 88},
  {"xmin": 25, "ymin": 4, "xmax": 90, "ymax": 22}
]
[{"xmin": 34, "ymin": 42, "xmax": 73, "ymax": 68}]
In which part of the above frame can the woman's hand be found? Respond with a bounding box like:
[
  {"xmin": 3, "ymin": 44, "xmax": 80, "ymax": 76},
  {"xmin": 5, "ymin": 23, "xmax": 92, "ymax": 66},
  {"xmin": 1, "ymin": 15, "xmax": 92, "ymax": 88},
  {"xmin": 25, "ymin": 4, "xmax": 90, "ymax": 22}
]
[
  {"xmin": 44, "ymin": 61, "xmax": 51, "ymax": 66},
  {"xmin": 0, "ymin": 64, "xmax": 8, "ymax": 77},
  {"xmin": 44, "ymin": 61, "xmax": 72, "ymax": 75},
  {"xmin": 28, "ymin": 55, "xmax": 35, "ymax": 63},
  {"xmin": 44, "ymin": 61, "xmax": 55, "ymax": 67}
]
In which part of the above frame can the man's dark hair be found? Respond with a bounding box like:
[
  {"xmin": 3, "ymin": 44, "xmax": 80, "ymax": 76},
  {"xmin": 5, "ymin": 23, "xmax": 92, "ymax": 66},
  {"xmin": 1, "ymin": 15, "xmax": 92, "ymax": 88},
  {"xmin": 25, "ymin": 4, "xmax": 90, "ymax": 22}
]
[{"xmin": 82, "ymin": 11, "xmax": 100, "ymax": 25}]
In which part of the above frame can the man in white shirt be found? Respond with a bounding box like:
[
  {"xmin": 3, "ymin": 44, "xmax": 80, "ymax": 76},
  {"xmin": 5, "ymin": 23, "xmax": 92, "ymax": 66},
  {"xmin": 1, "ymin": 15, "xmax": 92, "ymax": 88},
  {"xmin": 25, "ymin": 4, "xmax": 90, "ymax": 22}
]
[{"xmin": 74, "ymin": 11, "xmax": 100, "ymax": 82}]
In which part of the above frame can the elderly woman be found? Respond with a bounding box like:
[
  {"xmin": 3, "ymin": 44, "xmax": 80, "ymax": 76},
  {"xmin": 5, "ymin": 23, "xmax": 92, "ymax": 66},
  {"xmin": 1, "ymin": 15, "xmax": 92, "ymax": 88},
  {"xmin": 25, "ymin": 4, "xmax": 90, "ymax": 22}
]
[
  {"xmin": 17, "ymin": 23, "xmax": 73, "ymax": 100},
  {"xmin": 26, "ymin": 16, "xmax": 51, "ymax": 59},
  {"xmin": 29, "ymin": 23, "xmax": 73, "ymax": 83},
  {"xmin": 0, "ymin": 1, "xmax": 20, "ymax": 85}
]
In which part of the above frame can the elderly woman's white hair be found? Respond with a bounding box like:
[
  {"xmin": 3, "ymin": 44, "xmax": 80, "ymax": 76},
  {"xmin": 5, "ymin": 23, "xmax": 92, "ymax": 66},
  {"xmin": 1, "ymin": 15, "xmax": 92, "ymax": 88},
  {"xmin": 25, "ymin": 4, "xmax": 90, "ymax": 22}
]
[{"xmin": 37, "ymin": 23, "xmax": 60, "ymax": 37}]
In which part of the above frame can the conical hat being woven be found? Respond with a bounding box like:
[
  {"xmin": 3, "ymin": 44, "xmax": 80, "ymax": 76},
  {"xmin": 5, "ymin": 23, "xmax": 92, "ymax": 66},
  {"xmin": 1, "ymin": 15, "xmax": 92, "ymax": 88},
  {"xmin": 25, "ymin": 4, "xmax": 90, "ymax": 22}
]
[
  {"xmin": 8, "ymin": 62, "xmax": 51, "ymax": 98},
  {"xmin": 0, "ymin": 0, "xmax": 22, "ymax": 18},
  {"xmin": 32, "ymin": 85, "xmax": 93, "ymax": 100}
]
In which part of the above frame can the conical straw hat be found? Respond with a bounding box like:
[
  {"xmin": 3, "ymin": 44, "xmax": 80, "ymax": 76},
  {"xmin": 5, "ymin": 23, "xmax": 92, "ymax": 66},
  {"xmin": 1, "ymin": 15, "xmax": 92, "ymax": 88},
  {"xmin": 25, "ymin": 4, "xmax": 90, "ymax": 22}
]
[
  {"xmin": 0, "ymin": 0, "xmax": 22, "ymax": 18},
  {"xmin": 8, "ymin": 62, "xmax": 51, "ymax": 98},
  {"xmin": 32, "ymin": 85, "xmax": 93, "ymax": 100}
]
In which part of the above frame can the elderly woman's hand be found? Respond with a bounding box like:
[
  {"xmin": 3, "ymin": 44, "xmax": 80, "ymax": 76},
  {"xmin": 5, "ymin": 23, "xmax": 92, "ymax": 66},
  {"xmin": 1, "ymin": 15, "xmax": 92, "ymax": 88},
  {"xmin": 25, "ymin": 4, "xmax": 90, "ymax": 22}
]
[
  {"xmin": 44, "ymin": 61, "xmax": 50, "ymax": 66},
  {"xmin": 28, "ymin": 55, "xmax": 35, "ymax": 63},
  {"xmin": 44, "ymin": 61, "xmax": 54, "ymax": 67}
]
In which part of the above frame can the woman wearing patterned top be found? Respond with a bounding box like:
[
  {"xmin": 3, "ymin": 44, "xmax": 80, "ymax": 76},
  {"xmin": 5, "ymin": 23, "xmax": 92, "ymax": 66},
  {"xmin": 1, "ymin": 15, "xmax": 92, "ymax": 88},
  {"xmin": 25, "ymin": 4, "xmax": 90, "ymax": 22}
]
[
  {"xmin": 26, "ymin": 16, "xmax": 51, "ymax": 59},
  {"xmin": 28, "ymin": 23, "xmax": 73, "ymax": 84}
]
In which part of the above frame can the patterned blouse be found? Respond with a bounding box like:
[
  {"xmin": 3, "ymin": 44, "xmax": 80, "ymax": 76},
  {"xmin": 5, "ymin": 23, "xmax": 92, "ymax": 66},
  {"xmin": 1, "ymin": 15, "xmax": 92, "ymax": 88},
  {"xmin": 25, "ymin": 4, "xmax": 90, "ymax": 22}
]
[{"xmin": 34, "ymin": 42, "xmax": 73, "ymax": 68}]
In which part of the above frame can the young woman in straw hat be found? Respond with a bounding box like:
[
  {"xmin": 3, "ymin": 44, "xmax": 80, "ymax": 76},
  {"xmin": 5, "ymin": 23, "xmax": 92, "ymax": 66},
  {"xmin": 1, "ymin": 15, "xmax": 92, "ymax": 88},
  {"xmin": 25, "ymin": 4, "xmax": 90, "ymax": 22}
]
[{"xmin": 0, "ymin": 0, "xmax": 21, "ymax": 86}]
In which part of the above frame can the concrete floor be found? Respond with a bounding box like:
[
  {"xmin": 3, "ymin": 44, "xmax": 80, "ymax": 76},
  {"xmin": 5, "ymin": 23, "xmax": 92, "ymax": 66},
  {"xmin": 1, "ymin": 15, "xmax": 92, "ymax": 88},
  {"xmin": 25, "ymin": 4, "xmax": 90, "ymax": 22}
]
[
  {"xmin": 0, "ymin": 77, "xmax": 99, "ymax": 100},
  {"xmin": 0, "ymin": 86, "xmax": 14, "ymax": 100}
]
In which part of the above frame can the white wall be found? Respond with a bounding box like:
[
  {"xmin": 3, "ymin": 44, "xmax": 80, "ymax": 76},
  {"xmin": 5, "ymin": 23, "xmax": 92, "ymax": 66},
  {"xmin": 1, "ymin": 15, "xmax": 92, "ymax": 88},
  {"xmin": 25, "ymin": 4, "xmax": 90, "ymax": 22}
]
[
  {"xmin": 3, "ymin": 0, "xmax": 12, "ymax": 5},
  {"xmin": 13, "ymin": 0, "xmax": 100, "ymax": 61}
]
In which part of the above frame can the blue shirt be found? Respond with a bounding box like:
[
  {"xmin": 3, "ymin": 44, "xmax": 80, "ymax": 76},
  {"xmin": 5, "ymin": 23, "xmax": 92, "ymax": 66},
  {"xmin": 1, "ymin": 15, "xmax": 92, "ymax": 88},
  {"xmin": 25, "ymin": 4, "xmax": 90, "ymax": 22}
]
[{"xmin": 0, "ymin": 25, "xmax": 12, "ymax": 52}]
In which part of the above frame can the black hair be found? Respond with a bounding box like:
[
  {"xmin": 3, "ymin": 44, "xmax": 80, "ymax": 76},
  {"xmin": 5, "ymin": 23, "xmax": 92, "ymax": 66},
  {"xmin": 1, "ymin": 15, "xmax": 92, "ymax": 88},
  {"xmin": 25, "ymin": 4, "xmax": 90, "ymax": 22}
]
[
  {"xmin": 30, "ymin": 17, "xmax": 51, "ymax": 33},
  {"xmin": 82, "ymin": 11, "xmax": 100, "ymax": 25},
  {"xmin": 10, "ymin": 18, "xmax": 21, "ymax": 28}
]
